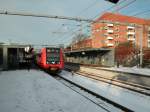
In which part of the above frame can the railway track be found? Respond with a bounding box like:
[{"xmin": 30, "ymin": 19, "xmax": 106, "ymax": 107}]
[
  {"xmin": 52, "ymin": 73, "xmax": 133, "ymax": 112},
  {"xmin": 76, "ymin": 71, "xmax": 150, "ymax": 96},
  {"xmin": 64, "ymin": 66, "xmax": 150, "ymax": 96}
]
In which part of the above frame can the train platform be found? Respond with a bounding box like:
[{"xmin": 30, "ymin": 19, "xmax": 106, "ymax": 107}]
[
  {"xmin": 65, "ymin": 63, "xmax": 150, "ymax": 87},
  {"xmin": 65, "ymin": 62, "xmax": 150, "ymax": 76},
  {"xmin": 0, "ymin": 69, "xmax": 108, "ymax": 112},
  {"xmin": 59, "ymin": 70, "xmax": 150, "ymax": 112},
  {"xmin": 96, "ymin": 66, "xmax": 150, "ymax": 77}
]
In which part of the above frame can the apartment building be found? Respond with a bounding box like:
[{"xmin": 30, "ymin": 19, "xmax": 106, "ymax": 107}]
[
  {"xmin": 92, "ymin": 12, "xmax": 150, "ymax": 48},
  {"xmin": 71, "ymin": 38, "xmax": 92, "ymax": 50}
]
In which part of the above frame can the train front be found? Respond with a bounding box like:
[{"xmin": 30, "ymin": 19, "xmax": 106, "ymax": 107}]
[{"xmin": 45, "ymin": 47, "xmax": 64, "ymax": 72}]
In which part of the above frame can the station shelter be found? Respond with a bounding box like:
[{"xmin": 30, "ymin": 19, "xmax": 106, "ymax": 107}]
[
  {"xmin": 0, "ymin": 44, "xmax": 31, "ymax": 70},
  {"xmin": 65, "ymin": 48, "xmax": 115, "ymax": 67}
]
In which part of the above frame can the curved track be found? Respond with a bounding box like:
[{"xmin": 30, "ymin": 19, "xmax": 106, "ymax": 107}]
[
  {"xmin": 65, "ymin": 65, "xmax": 150, "ymax": 96},
  {"xmin": 50, "ymin": 73, "xmax": 134, "ymax": 112}
]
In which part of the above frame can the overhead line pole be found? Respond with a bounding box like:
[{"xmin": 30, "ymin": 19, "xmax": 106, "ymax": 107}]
[{"xmin": 139, "ymin": 25, "xmax": 143, "ymax": 68}]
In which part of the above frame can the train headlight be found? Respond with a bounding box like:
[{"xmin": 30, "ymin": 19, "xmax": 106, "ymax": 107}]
[{"xmin": 52, "ymin": 61, "xmax": 55, "ymax": 64}]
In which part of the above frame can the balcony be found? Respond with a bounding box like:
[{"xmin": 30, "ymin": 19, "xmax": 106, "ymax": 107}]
[
  {"xmin": 107, "ymin": 30, "xmax": 113, "ymax": 33},
  {"xmin": 128, "ymin": 38, "xmax": 135, "ymax": 41},
  {"xmin": 127, "ymin": 26, "xmax": 135, "ymax": 29},
  {"xmin": 107, "ymin": 36, "xmax": 113, "ymax": 40},
  {"xmin": 107, "ymin": 23, "xmax": 113, "ymax": 27},
  {"xmin": 107, "ymin": 43, "xmax": 114, "ymax": 46},
  {"xmin": 127, "ymin": 32, "xmax": 135, "ymax": 35}
]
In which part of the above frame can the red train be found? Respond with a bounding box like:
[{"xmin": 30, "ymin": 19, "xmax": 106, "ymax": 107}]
[{"xmin": 36, "ymin": 47, "xmax": 64, "ymax": 73}]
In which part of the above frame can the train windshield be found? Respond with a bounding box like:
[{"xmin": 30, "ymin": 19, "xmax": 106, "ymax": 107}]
[{"xmin": 46, "ymin": 48, "xmax": 60, "ymax": 64}]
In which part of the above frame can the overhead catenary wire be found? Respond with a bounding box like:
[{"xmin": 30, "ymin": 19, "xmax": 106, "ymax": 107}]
[
  {"xmin": 0, "ymin": 10, "xmax": 88, "ymax": 45},
  {"xmin": 0, "ymin": 9, "xmax": 93, "ymax": 46},
  {"xmin": 92, "ymin": 0, "xmax": 129, "ymax": 19},
  {"xmin": 54, "ymin": 0, "xmax": 129, "ymax": 44},
  {"xmin": 64, "ymin": 0, "xmax": 130, "ymax": 38},
  {"xmin": 78, "ymin": 0, "xmax": 138, "ymax": 34},
  {"xmin": 0, "ymin": 10, "xmax": 93, "ymax": 22},
  {"xmin": 57, "ymin": 0, "xmax": 127, "ymax": 45},
  {"xmin": 0, "ymin": 1, "xmax": 134, "ymax": 44},
  {"xmin": 61, "ymin": 0, "xmax": 134, "ymax": 45},
  {"xmin": 0, "ymin": 0, "xmax": 141, "ymax": 46},
  {"xmin": 77, "ymin": 0, "xmax": 100, "ymax": 16},
  {"xmin": 40, "ymin": 0, "xmax": 100, "ymax": 44},
  {"xmin": 132, "ymin": 9, "xmax": 150, "ymax": 17},
  {"xmin": 112, "ymin": 0, "xmax": 136, "ymax": 13},
  {"xmin": 52, "ymin": 0, "xmax": 100, "ymax": 45}
]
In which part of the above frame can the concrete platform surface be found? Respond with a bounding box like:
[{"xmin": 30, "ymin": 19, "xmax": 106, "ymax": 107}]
[
  {"xmin": 98, "ymin": 66, "xmax": 150, "ymax": 76},
  {"xmin": 0, "ymin": 69, "xmax": 107, "ymax": 112},
  {"xmin": 80, "ymin": 66, "xmax": 150, "ymax": 87}
]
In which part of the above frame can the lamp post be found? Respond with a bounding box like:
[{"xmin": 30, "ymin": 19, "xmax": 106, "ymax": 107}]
[{"xmin": 139, "ymin": 26, "xmax": 143, "ymax": 67}]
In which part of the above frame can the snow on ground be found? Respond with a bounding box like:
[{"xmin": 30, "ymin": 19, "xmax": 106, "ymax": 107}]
[
  {"xmin": 60, "ymin": 70, "xmax": 150, "ymax": 112},
  {"xmin": 98, "ymin": 66, "xmax": 150, "ymax": 76},
  {"xmin": 0, "ymin": 69, "xmax": 107, "ymax": 112}
]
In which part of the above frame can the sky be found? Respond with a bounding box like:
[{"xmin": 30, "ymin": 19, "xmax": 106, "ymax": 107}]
[{"xmin": 0, "ymin": 0, "xmax": 150, "ymax": 47}]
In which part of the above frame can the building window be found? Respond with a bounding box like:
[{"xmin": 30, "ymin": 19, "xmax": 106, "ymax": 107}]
[
  {"xmin": 115, "ymin": 28, "xmax": 119, "ymax": 32},
  {"xmin": 127, "ymin": 35, "xmax": 133, "ymax": 39},
  {"xmin": 128, "ymin": 35, "xmax": 131, "ymax": 38},
  {"xmin": 96, "ymin": 29, "xmax": 100, "ymax": 32},
  {"xmin": 103, "ymin": 33, "xmax": 108, "ymax": 36},
  {"xmin": 127, "ymin": 28, "xmax": 135, "ymax": 32},
  {"xmin": 148, "ymin": 27, "xmax": 150, "ymax": 31},
  {"xmin": 148, "ymin": 41, "xmax": 150, "ymax": 48},
  {"xmin": 128, "ymin": 35, "xmax": 134, "ymax": 39},
  {"xmin": 101, "ymin": 40, "xmax": 105, "ymax": 43},
  {"xmin": 115, "ymin": 41, "xmax": 119, "ymax": 46},
  {"xmin": 104, "ymin": 26, "xmax": 108, "ymax": 30},
  {"xmin": 107, "ymin": 23, "xmax": 114, "ymax": 27},
  {"xmin": 114, "ymin": 34, "xmax": 119, "ymax": 38}
]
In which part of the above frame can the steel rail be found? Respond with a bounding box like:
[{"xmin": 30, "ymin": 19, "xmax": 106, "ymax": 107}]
[
  {"xmin": 53, "ymin": 73, "xmax": 133, "ymax": 112},
  {"xmin": 64, "ymin": 65, "xmax": 150, "ymax": 96}
]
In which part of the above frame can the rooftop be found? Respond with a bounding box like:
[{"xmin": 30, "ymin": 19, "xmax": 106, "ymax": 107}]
[{"xmin": 96, "ymin": 12, "xmax": 150, "ymax": 25}]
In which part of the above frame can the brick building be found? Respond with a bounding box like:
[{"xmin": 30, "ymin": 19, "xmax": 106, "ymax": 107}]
[
  {"xmin": 92, "ymin": 12, "xmax": 150, "ymax": 48},
  {"xmin": 69, "ymin": 12, "xmax": 150, "ymax": 50},
  {"xmin": 65, "ymin": 13, "xmax": 150, "ymax": 67},
  {"xmin": 71, "ymin": 38, "xmax": 92, "ymax": 50}
]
